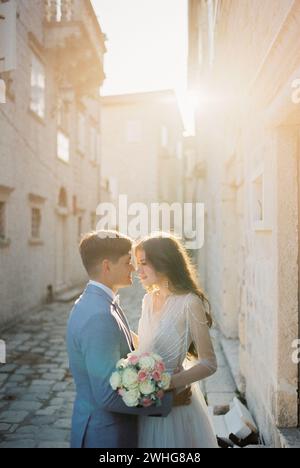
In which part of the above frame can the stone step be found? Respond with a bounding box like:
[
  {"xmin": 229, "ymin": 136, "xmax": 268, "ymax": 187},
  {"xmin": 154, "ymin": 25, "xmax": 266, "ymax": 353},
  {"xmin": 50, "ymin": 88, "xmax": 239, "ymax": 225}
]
[
  {"xmin": 55, "ymin": 286, "xmax": 84, "ymax": 303},
  {"xmin": 277, "ymin": 428, "xmax": 300, "ymax": 448},
  {"xmin": 208, "ymin": 397, "xmax": 260, "ymax": 448}
]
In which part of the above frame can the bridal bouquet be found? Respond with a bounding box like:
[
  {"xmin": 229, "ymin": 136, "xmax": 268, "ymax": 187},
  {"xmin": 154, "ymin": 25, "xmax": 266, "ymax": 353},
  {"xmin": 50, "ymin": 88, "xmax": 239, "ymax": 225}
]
[{"xmin": 109, "ymin": 351, "xmax": 171, "ymax": 408}]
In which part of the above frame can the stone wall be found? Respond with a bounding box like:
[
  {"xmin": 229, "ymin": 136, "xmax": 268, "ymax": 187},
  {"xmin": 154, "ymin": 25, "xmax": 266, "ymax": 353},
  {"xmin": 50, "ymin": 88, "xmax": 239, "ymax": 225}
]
[
  {"xmin": 0, "ymin": 0, "xmax": 103, "ymax": 326},
  {"xmin": 189, "ymin": 0, "xmax": 300, "ymax": 444}
]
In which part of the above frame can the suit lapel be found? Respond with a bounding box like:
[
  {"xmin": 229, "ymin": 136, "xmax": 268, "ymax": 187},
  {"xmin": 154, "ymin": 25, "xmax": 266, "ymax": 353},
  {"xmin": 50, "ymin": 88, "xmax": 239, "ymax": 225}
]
[
  {"xmin": 110, "ymin": 305, "xmax": 133, "ymax": 352},
  {"xmin": 114, "ymin": 303, "xmax": 132, "ymax": 338},
  {"xmin": 85, "ymin": 284, "xmax": 134, "ymax": 352},
  {"xmin": 111, "ymin": 302, "xmax": 134, "ymax": 352}
]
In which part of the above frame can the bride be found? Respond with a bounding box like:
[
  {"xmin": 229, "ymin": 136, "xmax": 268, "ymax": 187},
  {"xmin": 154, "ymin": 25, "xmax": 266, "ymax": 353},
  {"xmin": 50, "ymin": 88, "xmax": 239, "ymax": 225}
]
[{"xmin": 134, "ymin": 233, "xmax": 218, "ymax": 448}]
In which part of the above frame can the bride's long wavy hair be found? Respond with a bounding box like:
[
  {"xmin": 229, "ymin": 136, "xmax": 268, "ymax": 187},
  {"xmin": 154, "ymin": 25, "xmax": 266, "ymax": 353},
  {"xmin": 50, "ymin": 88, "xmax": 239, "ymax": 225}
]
[{"xmin": 135, "ymin": 233, "xmax": 213, "ymax": 357}]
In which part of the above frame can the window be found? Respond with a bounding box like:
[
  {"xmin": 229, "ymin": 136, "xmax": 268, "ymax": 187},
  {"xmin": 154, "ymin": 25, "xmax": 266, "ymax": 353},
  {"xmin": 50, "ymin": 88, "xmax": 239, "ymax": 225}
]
[
  {"xmin": 0, "ymin": 71, "xmax": 15, "ymax": 102},
  {"xmin": 0, "ymin": 201, "xmax": 6, "ymax": 239},
  {"xmin": 28, "ymin": 193, "xmax": 45, "ymax": 244},
  {"xmin": 57, "ymin": 130, "xmax": 70, "ymax": 163},
  {"xmin": 57, "ymin": 100, "xmax": 70, "ymax": 134},
  {"xmin": 0, "ymin": 184, "xmax": 14, "ymax": 246},
  {"xmin": 58, "ymin": 187, "xmax": 68, "ymax": 208},
  {"xmin": 30, "ymin": 52, "xmax": 45, "ymax": 119},
  {"xmin": 127, "ymin": 120, "xmax": 141, "ymax": 143},
  {"xmin": 31, "ymin": 207, "xmax": 41, "ymax": 239}
]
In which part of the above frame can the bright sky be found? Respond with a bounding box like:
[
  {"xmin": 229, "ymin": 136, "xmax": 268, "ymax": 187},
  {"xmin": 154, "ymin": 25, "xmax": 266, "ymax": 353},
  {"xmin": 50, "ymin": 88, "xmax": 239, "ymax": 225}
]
[{"xmin": 91, "ymin": 0, "xmax": 188, "ymax": 96}]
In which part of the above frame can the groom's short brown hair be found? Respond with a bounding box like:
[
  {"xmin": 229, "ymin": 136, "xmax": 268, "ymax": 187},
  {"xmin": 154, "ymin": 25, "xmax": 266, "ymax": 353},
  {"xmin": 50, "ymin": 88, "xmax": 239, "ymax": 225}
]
[{"xmin": 79, "ymin": 230, "xmax": 132, "ymax": 275}]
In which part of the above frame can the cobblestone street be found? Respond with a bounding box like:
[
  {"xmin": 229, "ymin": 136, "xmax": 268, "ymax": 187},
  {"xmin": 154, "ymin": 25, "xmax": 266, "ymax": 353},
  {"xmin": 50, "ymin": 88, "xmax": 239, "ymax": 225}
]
[
  {"xmin": 0, "ymin": 300, "xmax": 74, "ymax": 448},
  {"xmin": 0, "ymin": 278, "xmax": 236, "ymax": 448}
]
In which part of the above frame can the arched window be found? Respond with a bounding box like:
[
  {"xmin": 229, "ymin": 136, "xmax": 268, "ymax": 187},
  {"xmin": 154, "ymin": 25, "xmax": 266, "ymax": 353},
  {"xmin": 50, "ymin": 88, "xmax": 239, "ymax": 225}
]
[{"xmin": 58, "ymin": 187, "xmax": 67, "ymax": 207}]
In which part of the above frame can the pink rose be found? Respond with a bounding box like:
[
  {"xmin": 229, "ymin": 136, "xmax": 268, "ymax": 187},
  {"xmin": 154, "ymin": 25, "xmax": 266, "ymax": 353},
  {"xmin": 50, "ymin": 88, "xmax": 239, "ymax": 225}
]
[
  {"xmin": 141, "ymin": 352, "xmax": 150, "ymax": 358},
  {"xmin": 152, "ymin": 370, "xmax": 162, "ymax": 382},
  {"xmin": 138, "ymin": 370, "xmax": 148, "ymax": 382},
  {"xmin": 128, "ymin": 355, "xmax": 139, "ymax": 365},
  {"xmin": 155, "ymin": 361, "xmax": 165, "ymax": 373},
  {"xmin": 157, "ymin": 390, "xmax": 164, "ymax": 400},
  {"xmin": 142, "ymin": 398, "xmax": 153, "ymax": 407}
]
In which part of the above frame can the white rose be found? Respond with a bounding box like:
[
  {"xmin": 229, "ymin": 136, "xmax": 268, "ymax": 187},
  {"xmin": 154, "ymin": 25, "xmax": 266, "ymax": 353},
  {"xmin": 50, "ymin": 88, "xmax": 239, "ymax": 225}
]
[
  {"xmin": 139, "ymin": 356, "xmax": 156, "ymax": 371},
  {"xmin": 122, "ymin": 368, "xmax": 139, "ymax": 388},
  {"xmin": 160, "ymin": 373, "xmax": 171, "ymax": 390},
  {"xmin": 122, "ymin": 388, "xmax": 140, "ymax": 407},
  {"xmin": 139, "ymin": 380, "xmax": 156, "ymax": 395},
  {"xmin": 116, "ymin": 358, "xmax": 127, "ymax": 369},
  {"xmin": 110, "ymin": 371, "xmax": 121, "ymax": 390},
  {"xmin": 152, "ymin": 353, "xmax": 163, "ymax": 362}
]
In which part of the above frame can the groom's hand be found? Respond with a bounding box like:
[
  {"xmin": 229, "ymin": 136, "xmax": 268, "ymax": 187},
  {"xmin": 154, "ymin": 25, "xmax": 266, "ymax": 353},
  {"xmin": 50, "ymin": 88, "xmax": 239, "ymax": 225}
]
[
  {"xmin": 167, "ymin": 365, "xmax": 184, "ymax": 392},
  {"xmin": 173, "ymin": 386, "xmax": 192, "ymax": 407}
]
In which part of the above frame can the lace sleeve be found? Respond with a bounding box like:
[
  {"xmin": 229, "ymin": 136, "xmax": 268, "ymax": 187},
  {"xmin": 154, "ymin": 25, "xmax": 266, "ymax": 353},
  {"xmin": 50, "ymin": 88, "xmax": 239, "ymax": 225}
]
[
  {"xmin": 170, "ymin": 294, "xmax": 217, "ymax": 389},
  {"xmin": 137, "ymin": 293, "xmax": 150, "ymax": 337}
]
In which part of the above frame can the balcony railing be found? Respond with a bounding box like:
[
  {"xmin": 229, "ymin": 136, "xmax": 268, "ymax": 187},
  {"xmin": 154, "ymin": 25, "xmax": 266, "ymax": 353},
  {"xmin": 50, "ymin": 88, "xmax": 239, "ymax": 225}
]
[
  {"xmin": 45, "ymin": 0, "xmax": 74, "ymax": 22},
  {"xmin": 44, "ymin": 0, "xmax": 106, "ymax": 96}
]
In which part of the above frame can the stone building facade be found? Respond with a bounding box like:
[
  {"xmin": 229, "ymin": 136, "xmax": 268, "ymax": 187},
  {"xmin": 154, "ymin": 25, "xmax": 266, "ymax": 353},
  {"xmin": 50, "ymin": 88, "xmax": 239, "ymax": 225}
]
[
  {"xmin": 0, "ymin": 0, "xmax": 106, "ymax": 326},
  {"xmin": 188, "ymin": 0, "xmax": 300, "ymax": 446},
  {"xmin": 100, "ymin": 90, "xmax": 184, "ymax": 236}
]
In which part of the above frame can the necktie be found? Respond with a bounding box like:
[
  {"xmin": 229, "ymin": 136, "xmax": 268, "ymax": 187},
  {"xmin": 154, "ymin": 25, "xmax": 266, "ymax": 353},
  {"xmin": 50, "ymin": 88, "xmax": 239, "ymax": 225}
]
[{"xmin": 111, "ymin": 301, "xmax": 134, "ymax": 351}]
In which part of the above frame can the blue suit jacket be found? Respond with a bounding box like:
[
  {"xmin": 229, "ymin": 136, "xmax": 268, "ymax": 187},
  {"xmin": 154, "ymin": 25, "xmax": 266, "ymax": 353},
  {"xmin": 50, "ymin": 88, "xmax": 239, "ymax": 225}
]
[{"xmin": 66, "ymin": 284, "xmax": 173, "ymax": 448}]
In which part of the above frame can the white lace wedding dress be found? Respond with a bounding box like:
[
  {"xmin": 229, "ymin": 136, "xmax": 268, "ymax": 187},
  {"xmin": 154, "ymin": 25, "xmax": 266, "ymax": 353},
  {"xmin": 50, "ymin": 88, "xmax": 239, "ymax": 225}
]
[{"xmin": 138, "ymin": 292, "xmax": 218, "ymax": 448}]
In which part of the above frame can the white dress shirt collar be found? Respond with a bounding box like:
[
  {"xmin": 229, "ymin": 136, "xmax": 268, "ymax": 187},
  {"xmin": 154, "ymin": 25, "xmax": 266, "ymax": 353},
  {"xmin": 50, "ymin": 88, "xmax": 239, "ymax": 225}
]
[{"xmin": 88, "ymin": 280, "xmax": 116, "ymax": 301}]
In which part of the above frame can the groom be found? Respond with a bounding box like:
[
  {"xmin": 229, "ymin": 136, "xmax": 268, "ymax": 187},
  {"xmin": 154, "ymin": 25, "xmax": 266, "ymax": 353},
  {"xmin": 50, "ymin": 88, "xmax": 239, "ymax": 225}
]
[{"xmin": 67, "ymin": 230, "xmax": 190, "ymax": 448}]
